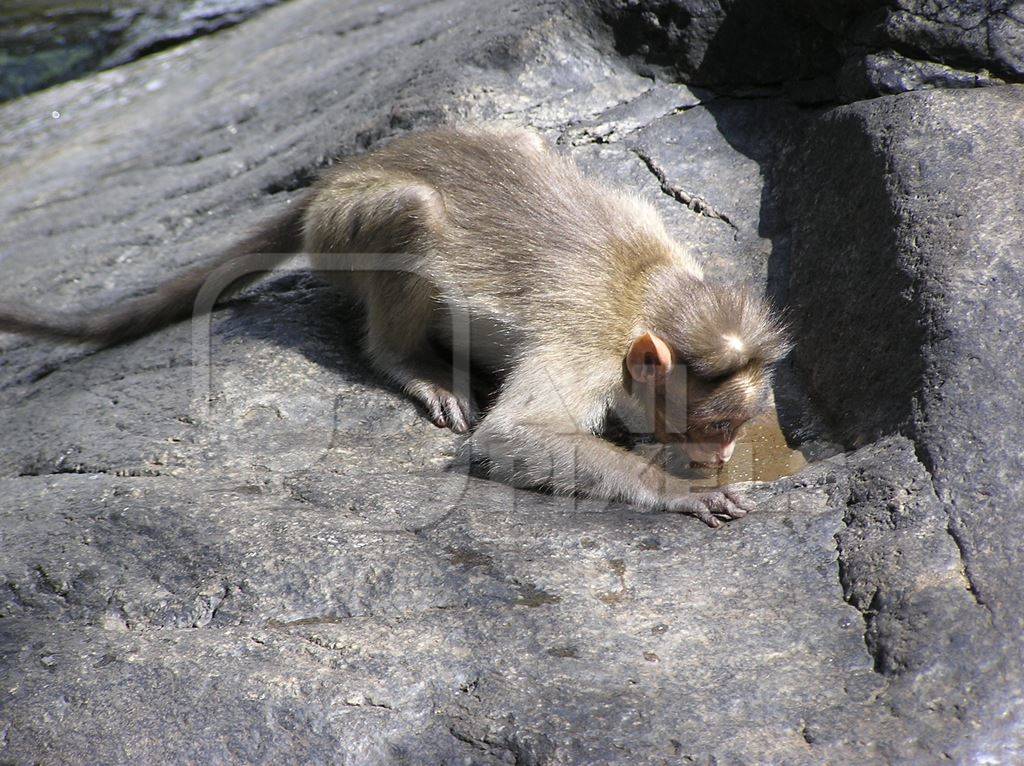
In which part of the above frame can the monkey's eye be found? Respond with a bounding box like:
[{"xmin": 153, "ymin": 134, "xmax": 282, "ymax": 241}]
[{"xmin": 710, "ymin": 420, "xmax": 731, "ymax": 433}]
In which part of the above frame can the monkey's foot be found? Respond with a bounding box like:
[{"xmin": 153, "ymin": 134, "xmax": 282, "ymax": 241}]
[
  {"xmin": 666, "ymin": 489, "xmax": 755, "ymax": 528},
  {"xmin": 411, "ymin": 383, "xmax": 477, "ymax": 434}
]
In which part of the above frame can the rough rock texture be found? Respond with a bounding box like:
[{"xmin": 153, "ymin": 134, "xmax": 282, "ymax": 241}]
[
  {"xmin": 785, "ymin": 84, "xmax": 1024, "ymax": 647},
  {"xmin": 0, "ymin": 0, "xmax": 1021, "ymax": 763},
  {"xmin": 593, "ymin": 0, "xmax": 1024, "ymax": 102}
]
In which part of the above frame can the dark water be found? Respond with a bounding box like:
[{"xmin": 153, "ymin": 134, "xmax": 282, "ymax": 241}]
[
  {"xmin": 0, "ymin": 1, "xmax": 127, "ymax": 100},
  {"xmin": 0, "ymin": 0, "xmax": 276, "ymax": 102}
]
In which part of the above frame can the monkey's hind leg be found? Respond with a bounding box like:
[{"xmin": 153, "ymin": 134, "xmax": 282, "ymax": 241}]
[
  {"xmin": 363, "ymin": 273, "xmax": 477, "ymax": 433},
  {"xmin": 305, "ymin": 170, "xmax": 475, "ymax": 432}
]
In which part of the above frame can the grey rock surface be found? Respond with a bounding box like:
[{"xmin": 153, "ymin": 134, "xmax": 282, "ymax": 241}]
[{"xmin": 0, "ymin": 0, "xmax": 1021, "ymax": 763}]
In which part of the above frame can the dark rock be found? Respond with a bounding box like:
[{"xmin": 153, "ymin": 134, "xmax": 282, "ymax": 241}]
[
  {"xmin": 874, "ymin": 1, "xmax": 1024, "ymax": 81},
  {"xmin": 838, "ymin": 48, "xmax": 1008, "ymax": 101},
  {"xmin": 591, "ymin": 0, "xmax": 845, "ymax": 94},
  {"xmin": 591, "ymin": 0, "xmax": 1023, "ymax": 102},
  {"xmin": 785, "ymin": 86, "xmax": 1024, "ymax": 635},
  {"xmin": 0, "ymin": 0, "xmax": 1021, "ymax": 762}
]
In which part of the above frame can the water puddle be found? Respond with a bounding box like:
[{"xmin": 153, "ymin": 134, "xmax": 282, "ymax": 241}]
[{"xmin": 681, "ymin": 409, "xmax": 808, "ymax": 489}]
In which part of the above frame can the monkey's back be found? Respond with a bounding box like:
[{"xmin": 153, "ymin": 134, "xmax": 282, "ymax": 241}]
[{"xmin": 337, "ymin": 127, "xmax": 700, "ymax": 354}]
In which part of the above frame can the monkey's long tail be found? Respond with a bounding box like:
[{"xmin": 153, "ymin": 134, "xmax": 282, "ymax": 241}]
[{"xmin": 0, "ymin": 198, "xmax": 309, "ymax": 348}]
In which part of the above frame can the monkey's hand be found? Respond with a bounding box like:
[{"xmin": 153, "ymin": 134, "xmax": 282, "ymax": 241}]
[
  {"xmin": 418, "ymin": 383, "xmax": 477, "ymax": 434},
  {"xmin": 665, "ymin": 489, "xmax": 755, "ymax": 528}
]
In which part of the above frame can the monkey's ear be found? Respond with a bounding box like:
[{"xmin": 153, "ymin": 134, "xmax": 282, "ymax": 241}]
[{"xmin": 626, "ymin": 332, "xmax": 674, "ymax": 382}]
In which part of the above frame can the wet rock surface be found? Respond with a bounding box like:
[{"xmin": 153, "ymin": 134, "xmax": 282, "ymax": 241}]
[{"xmin": 0, "ymin": 0, "xmax": 1021, "ymax": 763}]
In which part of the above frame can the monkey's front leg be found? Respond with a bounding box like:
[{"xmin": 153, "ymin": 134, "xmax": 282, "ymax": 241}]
[{"xmin": 472, "ymin": 414, "xmax": 754, "ymax": 528}]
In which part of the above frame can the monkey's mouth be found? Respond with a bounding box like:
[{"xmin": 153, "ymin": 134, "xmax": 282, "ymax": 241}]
[
  {"xmin": 673, "ymin": 436, "xmax": 725, "ymax": 468},
  {"xmin": 660, "ymin": 432, "xmax": 724, "ymax": 468},
  {"xmin": 689, "ymin": 458, "xmax": 725, "ymax": 469},
  {"xmin": 682, "ymin": 442, "xmax": 728, "ymax": 468}
]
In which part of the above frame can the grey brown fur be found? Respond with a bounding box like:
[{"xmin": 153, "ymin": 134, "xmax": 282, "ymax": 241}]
[{"xmin": 0, "ymin": 126, "xmax": 789, "ymax": 526}]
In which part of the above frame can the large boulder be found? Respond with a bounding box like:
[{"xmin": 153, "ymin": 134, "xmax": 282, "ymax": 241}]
[
  {"xmin": 0, "ymin": 0, "xmax": 1020, "ymax": 762},
  {"xmin": 785, "ymin": 85, "xmax": 1024, "ymax": 631}
]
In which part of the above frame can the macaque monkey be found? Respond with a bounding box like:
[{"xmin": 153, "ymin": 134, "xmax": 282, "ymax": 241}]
[{"xmin": 0, "ymin": 126, "xmax": 789, "ymax": 527}]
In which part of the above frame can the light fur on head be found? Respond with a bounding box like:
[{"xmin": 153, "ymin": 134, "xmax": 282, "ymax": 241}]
[{"xmin": 645, "ymin": 270, "xmax": 792, "ymax": 380}]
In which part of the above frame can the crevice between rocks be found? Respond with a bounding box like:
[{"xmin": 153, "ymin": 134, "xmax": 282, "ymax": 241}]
[
  {"xmin": 630, "ymin": 148, "xmax": 738, "ymax": 230},
  {"xmin": 827, "ymin": 440, "xmax": 998, "ymax": 689},
  {"xmin": 15, "ymin": 465, "xmax": 163, "ymax": 479},
  {"xmin": 445, "ymin": 720, "xmax": 534, "ymax": 766},
  {"xmin": 341, "ymin": 694, "xmax": 393, "ymax": 711},
  {"xmin": 564, "ymin": 90, "xmax": 707, "ymax": 146},
  {"xmin": 909, "ymin": 437, "xmax": 990, "ymax": 615},
  {"xmin": 943, "ymin": 517, "xmax": 987, "ymax": 611},
  {"xmin": 831, "ymin": 498, "xmax": 888, "ymax": 677}
]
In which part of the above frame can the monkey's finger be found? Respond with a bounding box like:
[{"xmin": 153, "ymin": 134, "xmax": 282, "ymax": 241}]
[
  {"xmin": 423, "ymin": 393, "xmax": 451, "ymax": 429},
  {"xmin": 467, "ymin": 403, "xmax": 479, "ymax": 427},
  {"xmin": 696, "ymin": 510, "xmax": 722, "ymax": 528},
  {"xmin": 458, "ymin": 395, "xmax": 480, "ymax": 429},
  {"xmin": 682, "ymin": 501, "xmax": 722, "ymax": 527},
  {"xmin": 705, "ymin": 492, "xmax": 747, "ymax": 520},
  {"xmin": 665, "ymin": 497, "xmax": 721, "ymax": 527},
  {"xmin": 723, "ymin": 489, "xmax": 756, "ymax": 513},
  {"xmin": 440, "ymin": 393, "xmax": 470, "ymax": 433}
]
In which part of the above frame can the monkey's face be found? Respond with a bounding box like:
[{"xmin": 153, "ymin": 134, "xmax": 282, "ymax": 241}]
[
  {"xmin": 625, "ymin": 331, "xmax": 767, "ymax": 466},
  {"xmin": 679, "ymin": 417, "xmax": 743, "ymax": 466},
  {"xmin": 643, "ymin": 375, "xmax": 747, "ymax": 466}
]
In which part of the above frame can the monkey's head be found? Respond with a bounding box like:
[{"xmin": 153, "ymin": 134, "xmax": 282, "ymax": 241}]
[{"xmin": 625, "ymin": 276, "xmax": 791, "ymax": 466}]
